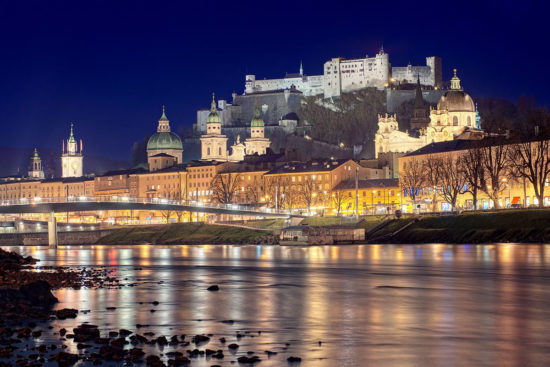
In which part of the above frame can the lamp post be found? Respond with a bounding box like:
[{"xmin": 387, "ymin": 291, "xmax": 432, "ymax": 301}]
[{"xmin": 355, "ymin": 167, "xmax": 359, "ymax": 220}]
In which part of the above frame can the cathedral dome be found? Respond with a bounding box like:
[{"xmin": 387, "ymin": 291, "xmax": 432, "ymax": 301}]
[
  {"xmin": 147, "ymin": 132, "xmax": 183, "ymax": 151},
  {"xmin": 437, "ymin": 91, "xmax": 475, "ymax": 112},
  {"xmin": 250, "ymin": 106, "xmax": 265, "ymax": 127},
  {"xmin": 436, "ymin": 69, "xmax": 475, "ymax": 112},
  {"xmin": 147, "ymin": 106, "xmax": 183, "ymax": 152}
]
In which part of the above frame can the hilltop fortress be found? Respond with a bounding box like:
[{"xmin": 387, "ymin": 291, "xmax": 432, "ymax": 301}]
[{"xmin": 244, "ymin": 48, "xmax": 442, "ymax": 98}]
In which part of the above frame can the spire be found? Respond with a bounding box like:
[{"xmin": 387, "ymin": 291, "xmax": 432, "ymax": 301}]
[
  {"xmin": 68, "ymin": 123, "xmax": 75, "ymax": 143},
  {"xmin": 299, "ymin": 60, "xmax": 303, "ymax": 76},
  {"xmin": 31, "ymin": 148, "xmax": 41, "ymax": 163},
  {"xmin": 157, "ymin": 105, "xmax": 171, "ymax": 132},
  {"xmin": 207, "ymin": 93, "xmax": 221, "ymax": 124},
  {"xmin": 159, "ymin": 105, "xmax": 169, "ymax": 122},
  {"xmin": 210, "ymin": 93, "xmax": 217, "ymax": 113},
  {"xmin": 379, "ymin": 44, "xmax": 384, "ymax": 54},
  {"xmin": 450, "ymin": 68, "xmax": 462, "ymax": 90},
  {"xmin": 414, "ymin": 75, "xmax": 424, "ymax": 108}
]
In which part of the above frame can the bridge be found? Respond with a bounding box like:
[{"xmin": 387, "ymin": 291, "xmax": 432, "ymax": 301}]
[
  {"xmin": 0, "ymin": 196, "xmax": 299, "ymax": 246},
  {"xmin": 0, "ymin": 196, "xmax": 294, "ymax": 217}
]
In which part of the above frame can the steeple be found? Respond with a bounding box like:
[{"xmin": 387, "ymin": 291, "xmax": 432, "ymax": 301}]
[
  {"xmin": 28, "ymin": 148, "xmax": 44, "ymax": 179},
  {"xmin": 414, "ymin": 74, "xmax": 424, "ymax": 108},
  {"xmin": 206, "ymin": 93, "xmax": 221, "ymax": 124},
  {"xmin": 68, "ymin": 123, "xmax": 75, "ymax": 143},
  {"xmin": 250, "ymin": 105, "xmax": 264, "ymax": 128},
  {"xmin": 157, "ymin": 105, "xmax": 171, "ymax": 132},
  {"xmin": 299, "ymin": 60, "xmax": 303, "ymax": 76},
  {"xmin": 450, "ymin": 68, "xmax": 462, "ymax": 90}
]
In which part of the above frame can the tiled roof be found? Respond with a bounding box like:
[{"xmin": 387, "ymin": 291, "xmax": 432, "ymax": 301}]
[
  {"xmin": 265, "ymin": 159, "xmax": 353, "ymax": 175},
  {"xmin": 334, "ymin": 178, "xmax": 399, "ymax": 190}
]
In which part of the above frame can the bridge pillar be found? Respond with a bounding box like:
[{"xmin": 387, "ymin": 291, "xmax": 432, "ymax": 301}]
[{"xmin": 48, "ymin": 212, "xmax": 58, "ymax": 248}]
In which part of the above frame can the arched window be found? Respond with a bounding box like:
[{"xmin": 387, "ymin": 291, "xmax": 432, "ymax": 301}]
[
  {"xmin": 219, "ymin": 147, "xmax": 222, "ymax": 155},
  {"xmin": 453, "ymin": 116, "xmax": 458, "ymax": 126},
  {"xmin": 467, "ymin": 116, "xmax": 471, "ymax": 126},
  {"xmin": 207, "ymin": 147, "xmax": 210, "ymax": 156}
]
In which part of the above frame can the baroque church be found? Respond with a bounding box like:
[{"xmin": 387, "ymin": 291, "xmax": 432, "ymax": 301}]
[
  {"xmin": 200, "ymin": 94, "xmax": 271, "ymax": 162},
  {"xmin": 375, "ymin": 69, "xmax": 480, "ymax": 158}
]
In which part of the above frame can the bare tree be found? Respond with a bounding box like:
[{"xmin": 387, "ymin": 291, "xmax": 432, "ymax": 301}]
[
  {"xmin": 210, "ymin": 173, "xmax": 240, "ymax": 204},
  {"xmin": 458, "ymin": 144, "xmax": 484, "ymax": 210},
  {"xmin": 423, "ymin": 154, "xmax": 441, "ymax": 212},
  {"xmin": 436, "ymin": 153, "xmax": 466, "ymax": 211},
  {"xmin": 508, "ymin": 138, "xmax": 550, "ymax": 208},
  {"xmin": 298, "ymin": 177, "xmax": 316, "ymax": 214},
  {"xmin": 400, "ymin": 157, "xmax": 426, "ymax": 206},
  {"xmin": 479, "ymin": 144, "xmax": 510, "ymax": 209},
  {"xmin": 331, "ymin": 189, "xmax": 349, "ymax": 216}
]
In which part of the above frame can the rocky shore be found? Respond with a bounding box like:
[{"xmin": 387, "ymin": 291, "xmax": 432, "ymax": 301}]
[{"xmin": 0, "ymin": 248, "xmax": 303, "ymax": 366}]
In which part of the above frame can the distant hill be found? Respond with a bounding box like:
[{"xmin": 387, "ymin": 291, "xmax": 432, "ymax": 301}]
[{"xmin": 0, "ymin": 146, "xmax": 129, "ymax": 178}]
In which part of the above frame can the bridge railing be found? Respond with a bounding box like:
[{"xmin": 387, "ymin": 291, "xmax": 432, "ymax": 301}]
[{"xmin": 0, "ymin": 196, "xmax": 294, "ymax": 216}]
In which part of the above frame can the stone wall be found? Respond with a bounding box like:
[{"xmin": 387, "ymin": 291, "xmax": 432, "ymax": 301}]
[{"xmin": 0, "ymin": 229, "xmax": 115, "ymax": 246}]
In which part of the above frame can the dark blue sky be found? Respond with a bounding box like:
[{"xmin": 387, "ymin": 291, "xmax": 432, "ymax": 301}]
[{"xmin": 0, "ymin": 0, "xmax": 545, "ymax": 162}]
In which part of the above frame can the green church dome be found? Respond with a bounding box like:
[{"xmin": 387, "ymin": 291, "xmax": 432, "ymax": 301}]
[
  {"xmin": 147, "ymin": 131, "xmax": 183, "ymax": 151},
  {"xmin": 250, "ymin": 106, "xmax": 264, "ymax": 127},
  {"xmin": 207, "ymin": 93, "xmax": 221, "ymax": 124},
  {"xmin": 147, "ymin": 106, "xmax": 183, "ymax": 151}
]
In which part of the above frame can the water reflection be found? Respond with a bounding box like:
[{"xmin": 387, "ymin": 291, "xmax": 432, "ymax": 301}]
[{"xmin": 4, "ymin": 243, "xmax": 550, "ymax": 366}]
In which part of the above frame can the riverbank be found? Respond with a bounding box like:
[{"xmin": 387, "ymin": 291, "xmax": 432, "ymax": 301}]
[
  {"xmin": 97, "ymin": 223, "xmax": 274, "ymax": 245},
  {"xmin": 371, "ymin": 209, "xmax": 550, "ymax": 244}
]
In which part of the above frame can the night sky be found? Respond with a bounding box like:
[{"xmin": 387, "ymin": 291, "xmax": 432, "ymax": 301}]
[{"xmin": 0, "ymin": 0, "xmax": 545, "ymax": 162}]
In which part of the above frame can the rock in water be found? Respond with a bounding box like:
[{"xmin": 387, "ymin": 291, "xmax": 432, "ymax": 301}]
[
  {"xmin": 207, "ymin": 285, "xmax": 220, "ymax": 291},
  {"xmin": 20, "ymin": 280, "xmax": 58, "ymax": 305}
]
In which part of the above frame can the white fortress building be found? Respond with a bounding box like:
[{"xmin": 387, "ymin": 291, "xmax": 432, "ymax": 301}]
[{"xmin": 244, "ymin": 48, "xmax": 442, "ymax": 98}]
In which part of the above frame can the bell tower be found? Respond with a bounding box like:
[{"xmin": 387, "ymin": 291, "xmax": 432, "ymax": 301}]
[
  {"xmin": 61, "ymin": 123, "xmax": 83, "ymax": 177},
  {"xmin": 28, "ymin": 148, "xmax": 45, "ymax": 179}
]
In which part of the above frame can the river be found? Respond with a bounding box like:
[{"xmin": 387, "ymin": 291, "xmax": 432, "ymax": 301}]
[{"xmin": 4, "ymin": 243, "xmax": 550, "ymax": 366}]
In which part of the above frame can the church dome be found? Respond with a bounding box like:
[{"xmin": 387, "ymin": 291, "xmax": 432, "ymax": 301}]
[
  {"xmin": 207, "ymin": 93, "xmax": 221, "ymax": 124},
  {"xmin": 147, "ymin": 132, "xmax": 183, "ymax": 151},
  {"xmin": 437, "ymin": 91, "xmax": 475, "ymax": 112},
  {"xmin": 147, "ymin": 106, "xmax": 183, "ymax": 151},
  {"xmin": 436, "ymin": 69, "xmax": 475, "ymax": 112},
  {"xmin": 251, "ymin": 106, "xmax": 265, "ymax": 127}
]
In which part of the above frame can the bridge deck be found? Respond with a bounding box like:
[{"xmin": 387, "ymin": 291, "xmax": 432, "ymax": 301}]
[{"xmin": 0, "ymin": 197, "xmax": 298, "ymax": 218}]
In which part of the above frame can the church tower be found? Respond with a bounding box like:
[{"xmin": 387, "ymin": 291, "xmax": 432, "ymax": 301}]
[
  {"xmin": 61, "ymin": 123, "xmax": 83, "ymax": 177},
  {"xmin": 200, "ymin": 93, "xmax": 228, "ymax": 161},
  {"xmin": 410, "ymin": 76, "xmax": 430, "ymax": 130},
  {"xmin": 28, "ymin": 148, "xmax": 45, "ymax": 179},
  {"xmin": 244, "ymin": 105, "xmax": 271, "ymax": 156}
]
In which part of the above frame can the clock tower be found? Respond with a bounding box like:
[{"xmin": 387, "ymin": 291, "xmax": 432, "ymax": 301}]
[{"xmin": 61, "ymin": 123, "xmax": 83, "ymax": 178}]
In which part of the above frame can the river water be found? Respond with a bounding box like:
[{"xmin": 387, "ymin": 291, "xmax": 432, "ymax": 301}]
[{"xmin": 4, "ymin": 244, "xmax": 550, "ymax": 366}]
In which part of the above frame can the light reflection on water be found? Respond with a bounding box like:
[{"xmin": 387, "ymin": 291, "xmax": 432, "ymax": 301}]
[{"xmin": 3, "ymin": 243, "xmax": 550, "ymax": 367}]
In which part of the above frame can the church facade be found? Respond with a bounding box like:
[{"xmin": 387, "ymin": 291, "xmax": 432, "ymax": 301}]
[
  {"xmin": 375, "ymin": 70, "xmax": 479, "ymax": 158},
  {"xmin": 200, "ymin": 95, "xmax": 272, "ymax": 162}
]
